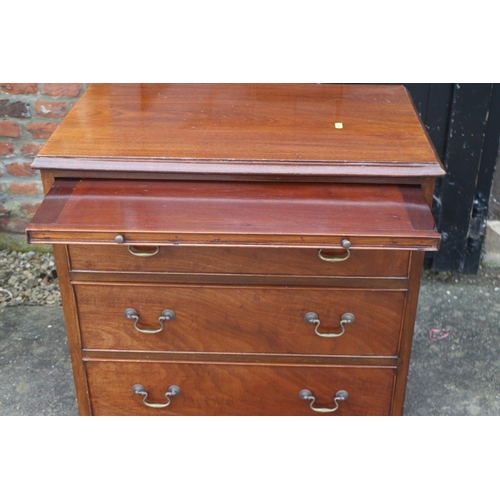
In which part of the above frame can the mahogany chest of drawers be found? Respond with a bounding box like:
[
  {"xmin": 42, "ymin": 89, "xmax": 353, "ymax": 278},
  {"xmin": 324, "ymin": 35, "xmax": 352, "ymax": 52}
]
[{"xmin": 27, "ymin": 84, "xmax": 444, "ymax": 415}]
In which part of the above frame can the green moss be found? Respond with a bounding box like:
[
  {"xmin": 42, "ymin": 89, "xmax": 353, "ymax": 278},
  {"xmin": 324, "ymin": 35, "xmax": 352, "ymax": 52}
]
[{"xmin": 0, "ymin": 232, "xmax": 52, "ymax": 253}]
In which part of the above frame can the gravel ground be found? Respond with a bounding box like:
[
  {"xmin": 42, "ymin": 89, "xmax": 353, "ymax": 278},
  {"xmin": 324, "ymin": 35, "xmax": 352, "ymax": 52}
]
[{"xmin": 0, "ymin": 250, "xmax": 61, "ymax": 308}]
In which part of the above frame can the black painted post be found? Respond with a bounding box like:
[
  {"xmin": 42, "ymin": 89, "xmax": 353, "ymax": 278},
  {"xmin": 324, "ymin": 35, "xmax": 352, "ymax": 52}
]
[
  {"xmin": 432, "ymin": 84, "xmax": 492, "ymax": 272},
  {"xmin": 463, "ymin": 84, "xmax": 500, "ymax": 273},
  {"xmin": 405, "ymin": 84, "xmax": 454, "ymax": 269}
]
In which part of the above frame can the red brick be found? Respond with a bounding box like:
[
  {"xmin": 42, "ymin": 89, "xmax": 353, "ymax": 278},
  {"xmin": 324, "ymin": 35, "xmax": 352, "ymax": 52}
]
[
  {"xmin": 1, "ymin": 217, "xmax": 28, "ymax": 233},
  {"xmin": 0, "ymin": 121, "xmax": 21, "ymax": 138},
  {"xmin": 0, "ymin": 142, "xmax": 14, "ymax": 156},
  {"xmin": 35, "ymin": 100, "xmax": 69, "ymax": 118},
  {"xmin": 43, "ymin": 83, "xmax": 81, "ymax": 97},
  {"xmin": 21, "ymin": 143, "xmax": 44, "ymax": 157},
  {"xmin": 0, "ymin": 83, "xmax": 38, "ymax": 94},
  {"xmin": 8, "ymin": 182, "xmax": 38, "ymax": 195},
  {"xmin": 7, "ymin": 162, "xmax": 34, "ymax": 177},
  {"xmin": 19, "ymin": 202, "xmax": 40, "ymax": 217},
  {"xmin": 27, "ymin": 122, "xmax": 57, "ymax": 139},
  {"xmin": 0, "ymin": 99, "xmax": 30, "ymax": 118}
]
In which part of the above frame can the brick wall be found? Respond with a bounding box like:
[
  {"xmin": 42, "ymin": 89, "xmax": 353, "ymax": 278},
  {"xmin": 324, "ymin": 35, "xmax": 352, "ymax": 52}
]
[{"xmin": 0, "ymin": 83, "xmax": 87, "ymax": 233}]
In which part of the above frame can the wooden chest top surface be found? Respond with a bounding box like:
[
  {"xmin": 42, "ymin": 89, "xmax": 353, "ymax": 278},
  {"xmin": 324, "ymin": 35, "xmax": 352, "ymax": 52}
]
[{"xmin": 34, "ymin": 84, "xmax": 444, "ymax": 178}]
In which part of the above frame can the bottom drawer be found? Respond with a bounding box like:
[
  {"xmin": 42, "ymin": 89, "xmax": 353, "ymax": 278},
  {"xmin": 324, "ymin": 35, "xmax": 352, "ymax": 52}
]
[{"xmin": 85, "ymin": 360, "xmax": 396, "ymax": 416}]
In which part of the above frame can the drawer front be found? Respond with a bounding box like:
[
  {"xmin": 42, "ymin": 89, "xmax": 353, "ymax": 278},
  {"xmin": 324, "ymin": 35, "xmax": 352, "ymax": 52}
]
[
  {"xmin": 69, "ymin": 245, "xmax": 409, "ymax": 278},
  {"xmin": 85, "ymin": 360, "xmax": 396, "ymax": 416},
  {"xmin": 75, "ymin": 284, "xmax": 405, "ymax": 356}
]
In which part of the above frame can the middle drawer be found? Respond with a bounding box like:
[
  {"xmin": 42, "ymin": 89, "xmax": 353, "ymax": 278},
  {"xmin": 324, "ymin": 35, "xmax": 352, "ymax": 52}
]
[{"xmin": 74, "ymin": 284, "xmax": 405, "ymax": 356}]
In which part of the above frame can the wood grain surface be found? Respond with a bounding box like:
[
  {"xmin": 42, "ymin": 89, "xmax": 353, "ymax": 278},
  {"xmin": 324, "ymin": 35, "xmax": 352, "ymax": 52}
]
[
  {"xmin": 74, "ymin": 283, "xmax": 406, "ymax": 357},
  {"xmin": 68, "ymin": 245, "xmax": 410, "ymax": 278},
  {"xmin": 26, "ymin": 179, "xmax": 441, "ymax": 249},
  {"xmin": 51, "ymin": 245, "xmax": 92, "ymax": 415},
  {"xmin": 33, "ymin": 84, "xmax": 444, "ymax": 178},
  {"xmin": 85, "ymin": 360, "xmax": 396, "ymax": 416}
]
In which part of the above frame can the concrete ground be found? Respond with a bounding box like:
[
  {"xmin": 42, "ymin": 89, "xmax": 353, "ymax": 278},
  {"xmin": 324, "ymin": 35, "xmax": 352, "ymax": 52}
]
[{"xmin": 1, "ymin": 268, "xmax": 499, "ymax": 416}]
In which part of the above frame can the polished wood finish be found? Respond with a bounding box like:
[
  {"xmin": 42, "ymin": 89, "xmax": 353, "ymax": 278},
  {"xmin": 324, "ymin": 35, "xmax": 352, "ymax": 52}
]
[
  {"xmin": 34, "ymin": 157, "xmax": 446, "ymax": 179},
  {"xmin": 85, "ymin": 360, "xmax": 396, "ymax": 416},
  {"xmin": 41, "ymin": 169, "xmax": 442, "ymax": 191},
  {"xmin": 51, "ymin": 245, "xmax": 92, "ymax": 415},
  {"xmin": 391, "ymin": 251, "xmax": 426, "ymax": 415},
  {"xmin": 69, "ymin": 245, "xmax": 409, "ymax": 277},
  {"xmin": 82, "ymin": 350, "xmax": 398, "ymax": 367},
  {"xmin": 70, "ymin": 273, "xmax": 409, "ymax": 290},
  {"xmin": 68, "ymin": 245, "xmax": 410, "ymax": 278},
  {"xmin": 27, "ymin": 179, "xmax": 440, "ymax": 249},
  {"xmin": 34, "ymin": 84, "xmax": 444, "ymax": 180},
  {"xmin": 27, "ymin": 84, "xmax": 443, "ymax": 416},
  {"xmin": 74, "ymin": 284, "xmax": 406, "ymax": 356}
]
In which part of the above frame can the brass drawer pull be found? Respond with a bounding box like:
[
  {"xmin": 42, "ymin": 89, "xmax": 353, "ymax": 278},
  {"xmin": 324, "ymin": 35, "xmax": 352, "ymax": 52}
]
[
  {"xmin": 132, "ymin": 384, "xmax": 181, "ymax": 408},
  {"xmin": 128, "ymin": 245, "xmax": 160, "ymax": 257},
  {"xmin": 304, "ymin": 312, "xmax": 355, "ymax": 338},
  {"xmin": 318, "ymin": 239, "xmax": 351, "ymax": 262},
  {"xmin": 124, "ymin": 308, "xmax": 175, "ymax": 334},
  {"xmin": 299, "ymin": 389, "xmax": 349, "ymax": 413}
]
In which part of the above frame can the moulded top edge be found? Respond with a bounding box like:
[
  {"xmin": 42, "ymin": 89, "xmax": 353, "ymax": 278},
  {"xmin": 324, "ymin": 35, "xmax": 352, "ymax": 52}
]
[{"xmin": 31, "ymin": 156, "xmax": 446, "ymax": 178}]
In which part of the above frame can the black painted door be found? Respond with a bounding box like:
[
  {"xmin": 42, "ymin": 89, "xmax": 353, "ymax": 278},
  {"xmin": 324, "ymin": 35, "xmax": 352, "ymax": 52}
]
[{"xmin": 403, "ymin": 84, "xmax": 500, "ymax": 273}]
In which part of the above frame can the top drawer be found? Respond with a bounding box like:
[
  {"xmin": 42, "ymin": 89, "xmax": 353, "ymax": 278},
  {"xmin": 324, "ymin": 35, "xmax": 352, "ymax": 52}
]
[{"xmin": 68, "ymin": 244, "xmax": 410, "ymax": 277}]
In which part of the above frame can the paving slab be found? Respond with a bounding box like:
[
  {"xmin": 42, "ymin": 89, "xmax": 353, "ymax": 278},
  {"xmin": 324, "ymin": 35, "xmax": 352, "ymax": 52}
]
[
  {"xmin": 404, "ymin": 273, "xmax": 500, "ymax": 415},
  {"xmin": 484, "ymin": 221, "xmax": 500, "ymax": 267},
  {"xmin": 0, "ymin": 305, "xmax": 78, "ymax": 416}
]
